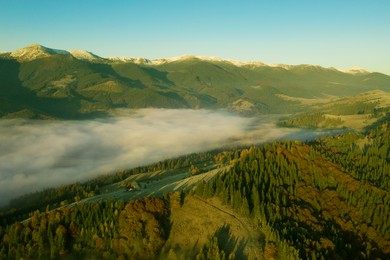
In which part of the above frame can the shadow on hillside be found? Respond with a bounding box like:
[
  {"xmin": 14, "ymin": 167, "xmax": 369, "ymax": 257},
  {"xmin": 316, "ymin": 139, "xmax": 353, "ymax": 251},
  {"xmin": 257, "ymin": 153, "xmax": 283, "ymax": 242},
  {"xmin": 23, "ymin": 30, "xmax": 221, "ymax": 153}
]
[
  {"xmin": 213, "ymin": 224, "xmax": 248, "ymax": 259},
  {"xmin": 89, "ymin": 62, "xmax": 146, "ymax": 89},
  {"xmin": 143, "ymin": 67, "xmax": 176, "ymax": 86},
  {"xmin": 158, "ymin": 91, "xmax": 190, "ymax": 108},
  {"xmin": 0, "ymin": 59, "xmax": 95, "ymax": 119},
  {"xmin": 325, "ymin": 219, "xmax": 387, "ymax": 260}
]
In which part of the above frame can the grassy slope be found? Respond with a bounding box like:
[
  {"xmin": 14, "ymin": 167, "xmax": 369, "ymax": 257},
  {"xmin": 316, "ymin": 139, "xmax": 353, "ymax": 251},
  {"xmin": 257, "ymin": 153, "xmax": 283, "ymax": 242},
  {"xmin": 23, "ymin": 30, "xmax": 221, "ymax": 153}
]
[
  {"xmin": 280, "ymin": 90, "xmax": 390, "ymax": 129},
  {"xmin": 162, "ymin": 196, "xmax": 262, "ymax": 260},
  {"xmin": 2, "ymin": 53, "xmax": 390, "ymax": 118}
]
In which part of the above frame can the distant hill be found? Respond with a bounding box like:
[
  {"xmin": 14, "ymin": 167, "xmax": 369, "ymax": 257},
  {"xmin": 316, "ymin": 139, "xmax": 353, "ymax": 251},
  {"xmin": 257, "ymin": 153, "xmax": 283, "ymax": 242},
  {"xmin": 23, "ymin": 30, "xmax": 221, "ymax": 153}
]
[
  {"xmin": 1, "ymin": 44, "xmax": 390, "ymax": 119},
  {"xmin": 279, "ymin": 90, "xmax": 390, "ymax": 129}
]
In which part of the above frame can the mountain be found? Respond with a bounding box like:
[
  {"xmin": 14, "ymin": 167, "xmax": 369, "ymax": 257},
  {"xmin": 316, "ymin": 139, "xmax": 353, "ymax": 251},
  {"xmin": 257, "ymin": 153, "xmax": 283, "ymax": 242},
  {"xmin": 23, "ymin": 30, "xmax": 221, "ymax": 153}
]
[
  {"xmin": 1, "ymin": 44, "xmax": 390, "ymax": 119},
  {"xmin": 68, "ymin": 50, "xmax": 104, "ymax": 62},
  {"xmin": 5, "ymin": 44, "xmax": 105, "ymax": 62}
]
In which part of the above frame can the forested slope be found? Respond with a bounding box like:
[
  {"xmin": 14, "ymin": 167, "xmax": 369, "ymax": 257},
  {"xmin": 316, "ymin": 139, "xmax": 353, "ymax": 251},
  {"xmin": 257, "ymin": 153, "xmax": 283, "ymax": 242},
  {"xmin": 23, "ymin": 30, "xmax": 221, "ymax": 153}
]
[
  {"xmin": 196, "ymin": 118, "xmax": 390, "ymax": 259},
  {"xmin": 0, "ymin": 118, "xmax": 389, "ymax": 259}
]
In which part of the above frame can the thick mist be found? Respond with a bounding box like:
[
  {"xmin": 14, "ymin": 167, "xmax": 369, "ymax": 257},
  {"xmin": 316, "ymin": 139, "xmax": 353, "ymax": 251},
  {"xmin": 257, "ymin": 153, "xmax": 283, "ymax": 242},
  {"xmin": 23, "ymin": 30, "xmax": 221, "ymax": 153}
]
[{"xmin": 0, "ymin": 109, "xmax": 331, "ymax": 206}]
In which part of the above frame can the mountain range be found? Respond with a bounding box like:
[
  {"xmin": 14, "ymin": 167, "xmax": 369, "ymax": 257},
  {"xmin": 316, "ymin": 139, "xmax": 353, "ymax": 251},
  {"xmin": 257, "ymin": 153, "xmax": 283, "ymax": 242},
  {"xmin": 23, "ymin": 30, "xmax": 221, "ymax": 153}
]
[
  {"xmin": 1, "ymin": 44, "xmax": 390, "ymax": 119},
  {"xmin": 1, "ymin": 45, "xmax": 390, "ymax": 259}
]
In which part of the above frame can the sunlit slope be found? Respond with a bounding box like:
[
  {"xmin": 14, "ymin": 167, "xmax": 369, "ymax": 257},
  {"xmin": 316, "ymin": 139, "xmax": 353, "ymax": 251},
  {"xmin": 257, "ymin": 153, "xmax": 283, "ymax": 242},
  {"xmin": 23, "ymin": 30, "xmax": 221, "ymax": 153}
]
[
  {"xmin": 1, "ymin": 44, "xmax": 390, "ymax": 118},
  {"xmin": 280, "ymin": 90, "xmax": 390, "ymax": 129}
]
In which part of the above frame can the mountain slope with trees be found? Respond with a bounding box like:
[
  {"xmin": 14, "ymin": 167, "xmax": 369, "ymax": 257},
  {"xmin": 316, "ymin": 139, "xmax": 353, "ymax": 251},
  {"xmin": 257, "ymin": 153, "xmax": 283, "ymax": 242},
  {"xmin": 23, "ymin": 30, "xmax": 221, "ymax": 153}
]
[
  {"xmin": 1, "ymin": 44, "xmax": 390, "ymax": 119},
  {"xmin": 1, "ymin": 116, "xmax": 389, "ymax": 259}
]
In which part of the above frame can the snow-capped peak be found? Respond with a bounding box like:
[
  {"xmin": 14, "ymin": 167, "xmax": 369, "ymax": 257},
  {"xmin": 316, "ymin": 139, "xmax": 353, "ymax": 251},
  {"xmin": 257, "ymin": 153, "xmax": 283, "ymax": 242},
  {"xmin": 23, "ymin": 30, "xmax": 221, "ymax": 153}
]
[
  {"xmin": 108, "ymin": 55, "xmax": 224, "ymax": 65},
  {"xmin": 339, "ymin": 67, "xmax": 370, "ymax": 74},
  {"xmin": 148, "ymin": 55, "xmax": 267, "ymax": 67},
  {"xmin": 108, "ymin": 56, "xmax": 152, "ymax": 64},
  {"xmin": 4, "ymin": 44, "xmax": 372, "ymax": 75},
  {"xmin": 10, "ymin": 44, "xmax": 70, "ymax": 61},
  {"xmin": 150, "ymin": 55, "xmax": 213, "ymax": 65},
  {"xmin": 230, "ymin": 60, "xmax": 268, "ymax": 67},
  {"xmin": 68, "ymin": 50, "xmax": 102, "ymax": 61},
  {"xmin": 9, "ymin": 44, "xmax": 104, "ymax": 62}
]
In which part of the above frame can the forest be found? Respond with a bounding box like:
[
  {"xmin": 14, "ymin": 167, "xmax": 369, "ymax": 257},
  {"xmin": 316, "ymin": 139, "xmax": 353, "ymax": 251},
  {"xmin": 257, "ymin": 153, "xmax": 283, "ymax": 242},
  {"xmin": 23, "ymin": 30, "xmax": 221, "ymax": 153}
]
[{"xmin": 0, "ymin": 116, "xmax": 389, "ymax": 259}]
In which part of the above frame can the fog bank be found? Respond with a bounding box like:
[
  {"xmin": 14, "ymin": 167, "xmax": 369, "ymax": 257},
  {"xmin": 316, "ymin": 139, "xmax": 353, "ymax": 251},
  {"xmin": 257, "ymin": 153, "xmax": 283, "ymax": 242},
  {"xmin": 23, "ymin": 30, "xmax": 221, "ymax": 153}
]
[{"xmin": 0, "ymin": 109, "xmax": 326, "ymax": 206}]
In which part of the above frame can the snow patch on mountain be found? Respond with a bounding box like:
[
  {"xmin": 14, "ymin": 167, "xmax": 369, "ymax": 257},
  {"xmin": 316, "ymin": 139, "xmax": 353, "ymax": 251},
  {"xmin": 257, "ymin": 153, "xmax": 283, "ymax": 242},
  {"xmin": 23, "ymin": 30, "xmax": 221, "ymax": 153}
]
[
  {"xmin": 5, "ymin": 44, "xmax": 373, "ymax": 75},
  {"xmin": 109, "ymin": 56, "xmax": 152, "ymax": 64},
  {"xmin": 10, "ymin": 44, "xmax": 103, "ymax": 62},
  {"xmin": 339, "ymin": 67, "xmax": 370, "ymax": 74},
  {"xmin": 229, "ymin": 60, "xmax": 267, "ymax": 67},
  {"xmin": 149, "ymin": 55, "xmax": 211, "ymax": 65},
  {"xmin": 68, "ymin": 50, "xmax": 103, "ymax": 61},
  {"xmin": 10, "ymin": 44, "xmax": 70, "ymax": 61}
]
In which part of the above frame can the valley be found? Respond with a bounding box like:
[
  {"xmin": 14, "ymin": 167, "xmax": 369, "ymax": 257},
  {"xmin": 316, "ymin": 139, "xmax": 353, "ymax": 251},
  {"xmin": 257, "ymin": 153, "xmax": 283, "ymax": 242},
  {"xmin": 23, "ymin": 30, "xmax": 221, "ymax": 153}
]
[
  {"xmin": 0, "ymin": 115, "xmax": 388, "ymax": 259},
  {"xmin": 0, "ymin": 44, "xmax": 389, "ymax": 259}
]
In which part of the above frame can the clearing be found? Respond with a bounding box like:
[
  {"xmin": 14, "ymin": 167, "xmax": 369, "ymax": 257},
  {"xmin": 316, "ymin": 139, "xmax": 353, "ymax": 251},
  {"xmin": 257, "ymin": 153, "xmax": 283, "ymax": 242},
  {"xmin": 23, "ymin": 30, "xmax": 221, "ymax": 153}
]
[{"xmin": 162, "ymin": 195, "xmax": 264, "ymax": 260}]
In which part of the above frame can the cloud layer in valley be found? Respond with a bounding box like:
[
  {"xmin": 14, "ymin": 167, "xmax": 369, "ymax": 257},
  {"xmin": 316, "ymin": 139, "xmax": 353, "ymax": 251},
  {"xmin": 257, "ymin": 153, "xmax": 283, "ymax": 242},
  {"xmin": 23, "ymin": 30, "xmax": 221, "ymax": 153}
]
[{"xmin": 0, "ymin": 109, "xmax": 330, "ymax": 206}]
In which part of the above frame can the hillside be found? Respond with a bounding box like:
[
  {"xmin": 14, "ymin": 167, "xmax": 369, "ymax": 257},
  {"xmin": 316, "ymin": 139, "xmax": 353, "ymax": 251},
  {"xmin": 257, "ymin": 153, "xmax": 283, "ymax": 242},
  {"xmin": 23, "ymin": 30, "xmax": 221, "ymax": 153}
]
[
  {"xmin": 1, "ymin": 44, "xmax": 390, "ymax": 119},
  {"xmin": 0, "ymin": 117, "xmax": 388, "ymax": 259},
  {"xmin": 279, "ymin": 90, "xmax": 390, "ymax": 129}
]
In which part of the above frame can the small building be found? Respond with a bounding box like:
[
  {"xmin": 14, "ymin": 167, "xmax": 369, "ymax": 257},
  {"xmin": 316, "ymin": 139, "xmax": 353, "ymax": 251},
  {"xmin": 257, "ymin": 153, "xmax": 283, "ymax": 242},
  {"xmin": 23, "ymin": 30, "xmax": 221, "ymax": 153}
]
[{"xmin": 127, "ymin": 181, "xmax": 140, "ymax": 191}]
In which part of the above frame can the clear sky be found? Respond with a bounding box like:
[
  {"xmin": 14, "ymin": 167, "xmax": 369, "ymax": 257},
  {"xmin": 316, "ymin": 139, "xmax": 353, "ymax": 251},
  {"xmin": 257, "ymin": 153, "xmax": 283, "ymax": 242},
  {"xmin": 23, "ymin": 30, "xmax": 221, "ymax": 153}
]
[{"xmin": 1, "ymin": 0, "xmax": 389, "ymax": 74}]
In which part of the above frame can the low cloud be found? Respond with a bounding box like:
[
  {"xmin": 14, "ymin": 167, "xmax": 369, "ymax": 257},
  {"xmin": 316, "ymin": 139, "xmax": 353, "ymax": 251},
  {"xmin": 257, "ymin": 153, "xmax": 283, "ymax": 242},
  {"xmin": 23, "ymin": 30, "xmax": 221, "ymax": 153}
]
[{"xmin": 0, "ymin": 109, "xmax": 330, "ymax": 206}]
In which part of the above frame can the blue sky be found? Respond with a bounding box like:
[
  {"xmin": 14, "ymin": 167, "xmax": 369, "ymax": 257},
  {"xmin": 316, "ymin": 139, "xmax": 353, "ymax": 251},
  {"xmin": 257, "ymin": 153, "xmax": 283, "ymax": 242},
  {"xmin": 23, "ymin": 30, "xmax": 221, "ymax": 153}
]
[{"xmin": 1, "ymin": 0, "xmax": 389, "ymax": 74}]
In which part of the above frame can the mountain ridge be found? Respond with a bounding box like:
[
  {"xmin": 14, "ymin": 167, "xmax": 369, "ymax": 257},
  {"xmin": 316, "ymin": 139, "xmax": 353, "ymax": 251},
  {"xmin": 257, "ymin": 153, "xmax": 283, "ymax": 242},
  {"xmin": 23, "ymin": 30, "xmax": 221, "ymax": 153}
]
[
  {"xmin": 2, "ymin": 44, "xmax": 376, "ymax": 75},
  {"xmin": 1, "ymin": 44, "xmax": 390, "ymax": 120}
]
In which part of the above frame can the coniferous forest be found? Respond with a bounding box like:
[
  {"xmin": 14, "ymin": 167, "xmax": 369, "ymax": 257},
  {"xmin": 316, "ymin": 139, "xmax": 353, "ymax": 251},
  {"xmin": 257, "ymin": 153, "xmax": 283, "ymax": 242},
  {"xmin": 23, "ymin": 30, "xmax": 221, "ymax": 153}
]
[{"xmin": 0, "ymin": 117, "xmax": 389, "ymax": 259}]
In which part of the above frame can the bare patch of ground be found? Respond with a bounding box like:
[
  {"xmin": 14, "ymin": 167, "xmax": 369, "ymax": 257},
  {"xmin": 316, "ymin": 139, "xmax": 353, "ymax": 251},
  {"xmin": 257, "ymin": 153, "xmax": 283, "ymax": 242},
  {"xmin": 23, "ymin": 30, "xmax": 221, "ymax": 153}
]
[
  {"xmin": 229, "ymin": 98, "xmax": 255, "ymax": 112},
  {"xmin": 162, "ymin": 195, "xmax": 263, "ymax": 260}
]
